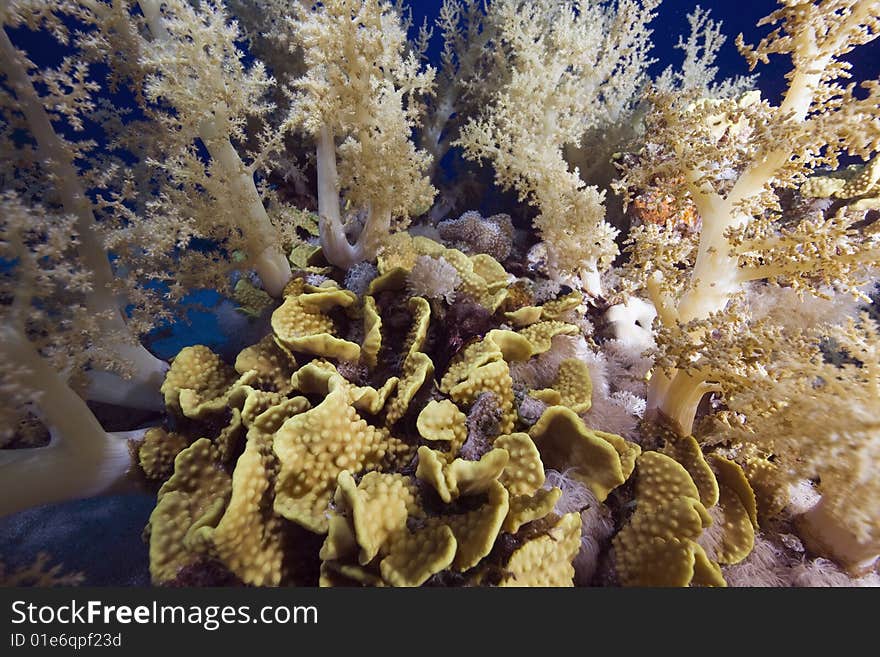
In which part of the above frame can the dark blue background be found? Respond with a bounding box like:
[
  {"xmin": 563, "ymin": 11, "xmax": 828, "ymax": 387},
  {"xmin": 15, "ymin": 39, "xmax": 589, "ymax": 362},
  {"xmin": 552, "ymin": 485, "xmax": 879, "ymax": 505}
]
[{"xmin": 409, "ymin": 0, "xmax": 880, "ymax": 107}]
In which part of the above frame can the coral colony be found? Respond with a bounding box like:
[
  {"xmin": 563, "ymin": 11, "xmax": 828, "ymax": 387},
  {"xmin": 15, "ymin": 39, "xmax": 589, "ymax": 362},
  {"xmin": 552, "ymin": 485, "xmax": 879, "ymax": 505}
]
[{"xmin": 1, "ymin": 0, "xmax": 879, "ymax": 587}]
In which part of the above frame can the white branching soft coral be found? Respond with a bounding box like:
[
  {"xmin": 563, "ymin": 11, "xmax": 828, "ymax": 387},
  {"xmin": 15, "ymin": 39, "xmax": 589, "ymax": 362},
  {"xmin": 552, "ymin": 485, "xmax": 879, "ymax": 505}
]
[
  {"xmin": 531, "ymin": 278, "xmax": 564, "ymax": 305},
  {"xmin": 605, "ymin": 295, "xmax": 657, "ymax": 359},
  {"xmin": 0, "ymin": 194, "xmax": 145, "ymax": 517},
  {"xmin": 418, "ymin": 0, "xmax": 507, "ymax": 186},
  {"xmin": 723, "ymin": 314, "xmax": 880, "ymax": 573},
  {"xmin": 458, "ymin": 0, "xmax": 662, "ymax": 296},
  {"xmin": 745, "ymin": 283, "xmax": 863, "ymax": 331},
  {"xmin": 654, "ymin": 6, "xmax": 757, "ymax": 99},
  {"xmin": 0, "ymin": 0, "xmax": 316, "ymax": 517},
  {"xmin": 615, "ymin": 0, "xmax": 880, "ymax": 436},
  {"xmin": 407, "ymin": 255, "xmax": 461, "ymax": 303},
  {"xmin": 288, "ymin": 0, "xmax": 437, "ymax": 268},
  {"xmin": 0, "ymin": 4, "xmax": 171, "ymax": 410},
  {"xmin": 137, "ymin": 0, "xmax": 293, "ymax": 296}
]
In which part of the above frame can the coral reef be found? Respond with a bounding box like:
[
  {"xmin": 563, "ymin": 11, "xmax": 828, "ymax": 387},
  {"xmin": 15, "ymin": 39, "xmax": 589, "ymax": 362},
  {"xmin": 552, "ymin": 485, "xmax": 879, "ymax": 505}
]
[
  {"xmin": 135, "ymin": 238, "xmax": 822, "ymax": 587},
  {"xmin": 140, "ymin": 252, "xmax": 607, "ymax": 586},
  {"xmin": 1, "ymin": 0, "xmax": 878, "ymax": 588}
]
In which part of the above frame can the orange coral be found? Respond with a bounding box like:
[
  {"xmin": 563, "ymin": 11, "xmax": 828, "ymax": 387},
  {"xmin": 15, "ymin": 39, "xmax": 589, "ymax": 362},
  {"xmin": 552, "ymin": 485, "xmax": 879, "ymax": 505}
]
[{"xmin": 630, "ymin": 184, "xmax": 700, "ymax": 230}]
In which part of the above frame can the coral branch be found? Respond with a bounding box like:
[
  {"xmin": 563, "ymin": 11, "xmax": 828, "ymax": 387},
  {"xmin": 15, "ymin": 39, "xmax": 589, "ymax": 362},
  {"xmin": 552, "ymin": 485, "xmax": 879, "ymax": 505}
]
[
  {"xmin": 0, "ymin": 22, "xmax": 168, "ymax": 406},
  {"xmin": 137, "ymin": 0, "xmax": 291, "ymax": 296},
  {"xmin": 0, "ymin": 327, "xmax": 140, "ymax": 518}
]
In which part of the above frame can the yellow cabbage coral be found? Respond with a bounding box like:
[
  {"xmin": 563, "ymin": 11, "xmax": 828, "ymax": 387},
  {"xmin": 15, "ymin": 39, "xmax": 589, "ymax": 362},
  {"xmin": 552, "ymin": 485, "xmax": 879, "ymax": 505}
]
[
  {"xmin": 530, "ymin": 358, "xmax": 593, "ymax": 413},
  {"xmin": 147, "ymin": 439, "xmax": 231, "ymax": 583},
  {"xmin": 271, "ymin": 278, "xmax": 361, "ymax": 360},
  {"xmin": 274, "ymin": 370, "xmax": 411, "ymax": 533},
  {"xmin": 386, "ymin": 297, "xmax": 435, "ymax": 425},
  {"xmin": 417, "ymin": 399, "xmax": 468, "ymax": 452},
  {"xmin": 379, "ymin": 235, "xmax": 510, "ymax": 310},
  {"xmin": 361, "ymin": 296, "xmax": 383, "ymax": 369},
  {"xmin": 724, "ymin": 314, "xmax": 880, "ymax": 573},
  {"xmin": 529, "ymin": 407, "xmax": 639, "ymax": 502},
  {"xmin": 138, "ymin": 428, "xmax": 190, "ymax": 481},
  {"xmin": 319, "ymin": 458, "xmax": 577, "ymax": 586},
  {"xmin": 234, "ymin": 335, "xmax": 298, "ymax": 394},
  {"xmin": 161, "ymin": 346, "xmax": 238, "ymax": 417},
  {"xmin": 416, "ymin": 446, "xmax": 509, "ymax": 503},
  {"xmin": 613, "ymin": 452, "xmax": 723, "ymax": 587},
  {"xmin": 613, "ymin": 444, "xmax": 761, "ymax": 586},
  {"xmin": 138, "ymin": 286, "xmax": 602, "ymax": 587},
  {"xmin": 503, "ymin": 488, "xmax": 563, "ymax": 534},
  {"xmin": 499, "ymin": 512, "xmax": 582, "ymax": 587},
  {"xmin": 211, "ymin": 430, "xmax": 287, "ymax": 586}
]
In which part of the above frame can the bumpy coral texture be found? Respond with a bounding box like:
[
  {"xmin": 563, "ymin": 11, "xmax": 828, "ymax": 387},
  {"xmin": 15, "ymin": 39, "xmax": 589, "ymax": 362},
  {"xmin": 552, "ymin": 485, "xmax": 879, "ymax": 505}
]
[
  {"xmin": 143, "ymin": 248, "xmax": 790, "ymax": 589},
  {"xmin": 145, "ymin": 261, "xmax": 624, "ymax": 586}
]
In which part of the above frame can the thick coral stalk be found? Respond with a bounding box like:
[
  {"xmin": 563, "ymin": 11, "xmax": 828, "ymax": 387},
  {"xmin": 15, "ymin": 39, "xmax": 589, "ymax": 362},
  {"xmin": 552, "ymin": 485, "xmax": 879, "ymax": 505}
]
[
  {"xmin": 138, "ymin": 0, "xmax": 291, "ymax": 296},
  {"xmin": 645, "ymin": 4, "xmax": 872, "ymax": 433},
  {"xmin": 292, "ymin": 1, "xmax": 436, "ymax": 269},
  {"xmin": 646, "ymin": 370, "xmax": 719, "ymax": 436},
  {"xmin": 84, "ymin": 343, "xmax": 168, "ymax": 411},
  {"xmin": 316, "ymin": 125, "xmax": 361, "ymax": 268},
  {"xmin": 197, "ymin": 118, "xmax": 292, "ymax": 296},
  {"xmin": 0, "ymin": 328, "xmax": 141, "ymax": 518},
  {"xmin": 0, "ymin": 24, "xmax": 168, "ymax": 410},
  {"xmin": 316, "ymin": 126, "xmax": 392, "ymax": 269},
  {"xmin": 797, "ymin": 496, "xmax": 880, "ymax": 576}
]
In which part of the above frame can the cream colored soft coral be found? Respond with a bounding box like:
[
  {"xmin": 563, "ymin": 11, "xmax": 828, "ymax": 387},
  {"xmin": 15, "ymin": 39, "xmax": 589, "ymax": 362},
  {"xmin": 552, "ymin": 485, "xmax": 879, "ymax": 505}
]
[
  {"xmin": 0, "ymin": 5, "xmax": 171, "ymax": 405},
  {"xmin": 419, "ymin": 1, "xmax": 507, "ymax": 179},
  {"xmin": 722, "ymin": 314, "xmax": 880, "ymax": 574},
  {"xmin": 607, "ymin": 2, "xmax": 880, "ymax": 575},
  {"xmin": 457, "ymin": 0, "xmax": 660, "ymax": 296},
  {"xmin": 288, "ymin": 0, "xmax": 437, "ymax": 268},
  {"xmin": 615, "ymin": 0, "xmax": 880, "ymax": 436},
  {"xmin": 0, "ymin": 198, "xmax": 144, "ymax": 518},
  {"xmin": 137, "ymin": 0, "xmax": 293, "ymax": 296}
]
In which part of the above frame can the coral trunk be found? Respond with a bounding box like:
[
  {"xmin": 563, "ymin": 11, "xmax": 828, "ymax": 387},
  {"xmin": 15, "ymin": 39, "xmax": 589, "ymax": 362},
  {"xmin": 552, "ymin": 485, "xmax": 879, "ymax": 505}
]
[
  {"xmin": 647, "ymin": 370, "xmax": 717, "ymax": 436},
  {"xmin": 796, "ymin": 497, "xmax": 880, "ymax": 577},
  {"xmin": 0, "ymin": 329, "xmax": 140, "ymax": 517}
]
